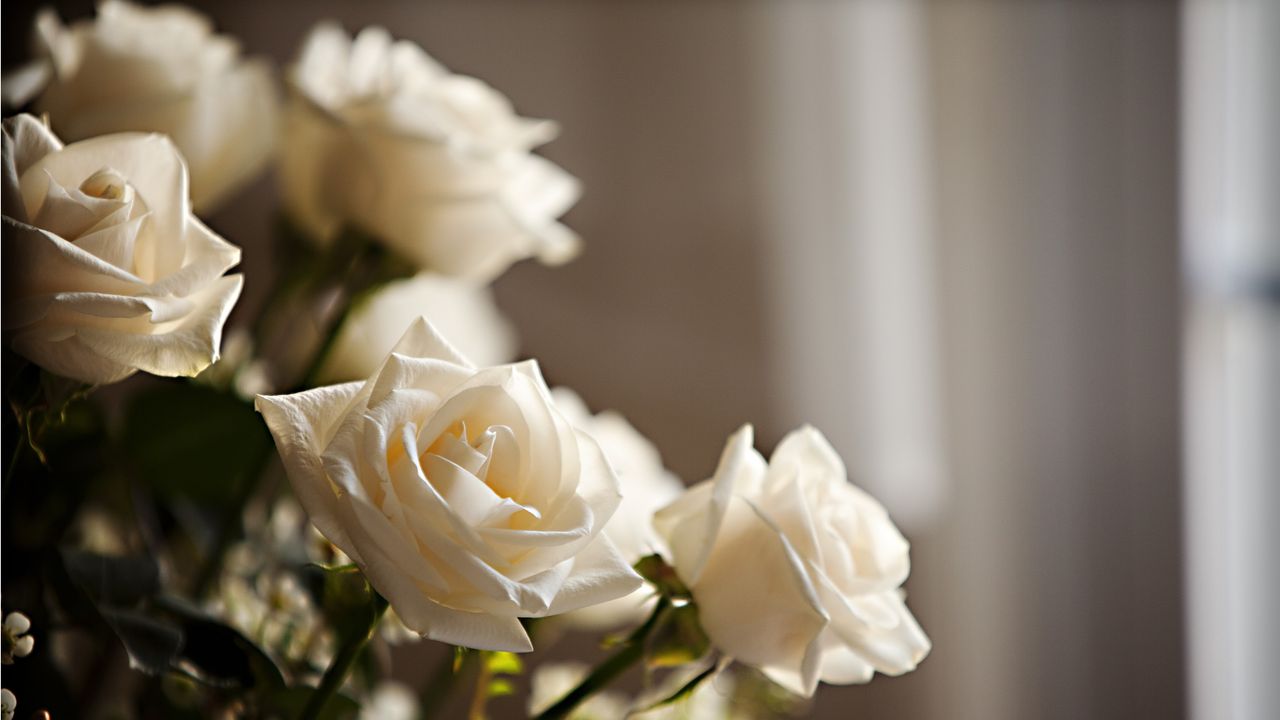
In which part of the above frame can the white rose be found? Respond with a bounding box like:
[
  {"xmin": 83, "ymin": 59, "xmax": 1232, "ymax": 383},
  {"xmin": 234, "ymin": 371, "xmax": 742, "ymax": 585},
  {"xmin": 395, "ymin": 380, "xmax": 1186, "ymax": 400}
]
[
  {"xmin": 280, "ymin": 23, "xmax": 580, "ymax": 279},
  {"xmin": 255, "ymin": 318, "xmax": 642, "ymax": 652},
  {"xmin": 551, "ymin": 387, "xmax": 684, "ymax": 629},
  {"xmin": 655, "ymin": 425, "xmax": 930, "ymax": 697},
  {"xmin": 2, "ymin": 114, "xmax": 243, "ymax": 385},
  {"xmin": 317, "ymin": 273, "xmax": 517, "ymax": 384},
  {"xmin": 16, "ymin": 1, "xmax": 277, "ymax": 212}
]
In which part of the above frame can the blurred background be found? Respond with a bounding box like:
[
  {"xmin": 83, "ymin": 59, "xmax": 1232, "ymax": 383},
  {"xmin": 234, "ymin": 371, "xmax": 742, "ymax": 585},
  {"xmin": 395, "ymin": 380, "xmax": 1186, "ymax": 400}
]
[{"xmin": 4, "ymin": 1, "xmax": 1277, "ymax": 718}]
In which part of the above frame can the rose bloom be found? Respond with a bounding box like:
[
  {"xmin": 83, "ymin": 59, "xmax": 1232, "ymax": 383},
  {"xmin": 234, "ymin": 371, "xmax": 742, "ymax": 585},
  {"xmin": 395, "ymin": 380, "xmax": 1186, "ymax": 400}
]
[
  {"xmin": 316, "ymin": 273, "xmax": 516, "ymax": 384},
  {"xmin": 551, "ymin": 387, "xmax": 684, "ymax": 629},
  {"xmin": 256, "ymin": 318, "xmax": 641, "ymax": 651},
  {"xmin": 280, "ymin": 23, "xmax": 580, "ymax": 280},
  {"xmin": 655, "ymin": 425, "xmax": 930, "ymax": 697},
  {"xmin": 2, "ymin": 114, "xmax": 243, "ymax": 385},
  {"xmin": 15, "ymin": 1, "xmax": 277, "ymax": 212}
]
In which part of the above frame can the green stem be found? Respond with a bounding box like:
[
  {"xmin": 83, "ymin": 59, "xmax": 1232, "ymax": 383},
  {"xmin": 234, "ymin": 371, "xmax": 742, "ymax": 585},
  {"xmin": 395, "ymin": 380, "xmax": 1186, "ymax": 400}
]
[
  {"xmin": 468, "ymin": 651, "xmax": 496, "ymax": 720},
  {"xmin": 533, "ymin": 597, "xmax": 672, "ymax": 720},
  {"xmin": 296, "ymin": 295, "xmax": 354, "ymax": 391},
  {"xmin": 299, "ymin": 594, "xmax": 389, "ymax": 720},
  {"xmin": 419, "ymin": 647, "xmax": 472, "ymax": 720},
  {"xmin": 293, "ymin": 229, "xmax": 386, "ymax": 392}
]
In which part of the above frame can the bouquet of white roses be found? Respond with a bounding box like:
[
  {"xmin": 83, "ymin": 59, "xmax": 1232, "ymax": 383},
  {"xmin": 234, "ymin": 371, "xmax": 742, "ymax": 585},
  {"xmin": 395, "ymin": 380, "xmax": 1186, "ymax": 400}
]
[{"xmin": 1, "ymin": 4, "xmax": 928, "ymax": 719}]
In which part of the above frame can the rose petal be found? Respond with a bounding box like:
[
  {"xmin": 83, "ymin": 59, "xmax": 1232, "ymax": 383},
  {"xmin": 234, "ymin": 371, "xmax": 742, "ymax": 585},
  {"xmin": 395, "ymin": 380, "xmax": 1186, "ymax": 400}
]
[
  {"xmin": 690, "ymin": 496, "xmax": 828, "ymax": 698},
  {"xmin": 655, "ymin": 424, "xmax": 764, "ymax": 585},
  {"xmin": 543, "ymin": 532, "xmax": 644, "ymax": 616},
  {"xmin": 256, "ymin": 381, "xmax": 367, "ymax": 560}
]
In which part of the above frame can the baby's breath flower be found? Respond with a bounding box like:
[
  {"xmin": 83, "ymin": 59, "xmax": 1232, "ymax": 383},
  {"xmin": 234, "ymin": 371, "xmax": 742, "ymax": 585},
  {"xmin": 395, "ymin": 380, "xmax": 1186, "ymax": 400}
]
[
  {"xmin": 2, "ymin": 612, "xmax": 34, "ymax": 662},
  {"xmin": 1, "ymin": 687, "xmax": 15, "ymax": 720}
]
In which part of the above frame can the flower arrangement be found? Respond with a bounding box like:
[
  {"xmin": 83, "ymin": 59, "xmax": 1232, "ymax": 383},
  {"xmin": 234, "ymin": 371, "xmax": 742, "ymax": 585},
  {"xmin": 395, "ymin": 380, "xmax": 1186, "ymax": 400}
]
[{"xmin": 1, "ymin": 4, "xmax": 928, "ymax": 719}]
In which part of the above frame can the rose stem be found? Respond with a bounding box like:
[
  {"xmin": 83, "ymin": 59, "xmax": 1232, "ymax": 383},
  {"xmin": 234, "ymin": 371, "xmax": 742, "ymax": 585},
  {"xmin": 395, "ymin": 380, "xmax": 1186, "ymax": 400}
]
[
  {"xmin": 420, "ymin": 647, "xmax": 474, "ymax": 719},
  {"xmin": 300, "ymin": 592, "xmax": 389, "ymax": 720},
  {"xmin": 294, "ymin": 226, "xmax": 388, "ymax": 392},
  {"xmin": 467, "ymin": 651, "xmax": 495, "ymax": 720},
  {"xmin": 532, "ymin": 596, "xmax": 673, "ymax": 720}
]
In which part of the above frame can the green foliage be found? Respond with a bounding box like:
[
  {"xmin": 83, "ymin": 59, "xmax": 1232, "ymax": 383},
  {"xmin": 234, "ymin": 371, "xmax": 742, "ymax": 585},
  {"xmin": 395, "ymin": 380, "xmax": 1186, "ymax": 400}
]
[
  {"xmin": 634, "ymin": 554, "xmax": 693, "ymax": 600},
  {"xmin": 53, "ymin": 549, "xmax": 287, "ymax": 696},
  {"xmin": 645, "ymin": 603, "xmax": 710, "ymax": 669},
  {"xmin": 310, "ymin": 564, "xmax": 386, "ymax": 646},
  {"xmin": 121, "ymin": 380, "xmax": 271, "ymax": 509},
  {"xmin": 485, "ymin": 650, "xmax": 524, "ymax": 676}
]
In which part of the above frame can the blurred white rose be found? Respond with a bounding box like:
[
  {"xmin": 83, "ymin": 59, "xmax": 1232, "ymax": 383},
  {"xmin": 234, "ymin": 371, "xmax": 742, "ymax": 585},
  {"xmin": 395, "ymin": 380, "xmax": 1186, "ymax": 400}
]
[
  {"xmin": 552, "ymin": 387, "xmax": 684, "ymax": 629},
  {"xmin": 655, "ymin": 425, "xmax": 930, "ymax": 697},
  {"xmin": 280, "ymin": 23, "xmax": 580, "ymax": 279},
  {"xmin": 2, "ymin": 114, "xmax": 243, "ymax": 385},
  {"xmin": 13, "ymin": 1, "xmax": 277, "ymax": 212},
  {"xmin": 317, "ymin": 272, "xmax": 517, "ymax": 384},
  {"xmin": 361, "ymin": 681, "xmax": 419, "ymax": 720},
  {"xmin": 256, "ymin": 318, "xmax": 641, "ymax": 652}
]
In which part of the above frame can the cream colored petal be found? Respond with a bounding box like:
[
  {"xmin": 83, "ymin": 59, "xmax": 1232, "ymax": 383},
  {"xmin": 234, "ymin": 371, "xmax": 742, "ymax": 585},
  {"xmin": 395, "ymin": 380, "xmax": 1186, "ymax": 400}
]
[
  {"xmin": 387, "ymin": 578, "xmax": 533, "ymax": 653},
  {"xmin": 376, "ymin": 194, "xmax": 533, "ymax": 281},
  {"xmin": 187, "ymin": 58, "xmax": 278, "ymax": 212},
  {"xmin": 501, "ymin": 153, "xmax": 580, "ymax": 238},
  {"xmin": 22, "ymin": 132, "xmax": 188, "ymax": 277},
  {"xmin": 278, "ymin": 93, "xmax": 343, "ymax": 243},
  {"xmin": 8, "ymin": 327, "xmax": 136, "ymax": 385},
  {"xmin": 1, "ymin": 60, "xmax": 52, "ymax": 109},
  {"xmin": 815, "ymin": 639, "xmax": 876, "ymax": 685},
  {"xmin": 73, "ymin": 273, "xmax": 242, "ymax": 377},
  {"xmin": 366, "ymin": 353, "xmax": 472, "ymax": 409},
  {"xmin": 4, "ymin": 114, "xmax": 63, "ymax": 177},
  {"xmin": 386, "ymin": 316, "xmax": 474, "ymax": 368},
  {"xmin": 317, "ymin": 273, "xmax": 516, "ymax": 384},
  {"xmin": 256, "ymin": 381, "xmax": 367, "ymax": 557},
  {"xmin": 543, "ymin": 532, "xmax": 644, "ymax": 616},
  {"xmin": 344, "ymin": 493, "xmax": 449, "ymax": 592},
  {"xmin": 768, "ymin": 425, "xmax": 849, "ymax": 488},
  {"xmin": 690, "ymin": 495, "xmax": 828, "ymax": 697},
  {"xmin": 333, "ymin": 494, "xmax": 532, "ymax": 652},
  {"xmin": 148, "ymin": 215, "xmax": 241, "ymax": 298},
  {"xmin": 2, "ymin": 217, "xmax": 145, "ymax": 301},
  {"xmin": 72, "ymin": 213, "xmax": 146, "ymax": 270},
  {"xmin": 655, "ymin": 424, "xmax": 764, "ymax": 585}
]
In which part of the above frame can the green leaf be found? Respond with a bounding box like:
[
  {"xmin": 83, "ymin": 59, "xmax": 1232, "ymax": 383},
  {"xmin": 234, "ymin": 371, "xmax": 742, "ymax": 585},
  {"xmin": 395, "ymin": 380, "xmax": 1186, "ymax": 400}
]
[
  {"xmin": 154, "ymin": 595, "xmax": 286, "ymax": 691},
  {"xmin": 485, "ymin": 650, "xmax": 523, "ymax": 676},
  {"xmin": 59, "ymin": 549, "xmax": 160, "ymax": 607},
  {"xmin": 121, "ymin": 381, "xmax": 270, "ymax": 509},
  {"xmin": 645, "ymin": 603, "xmax": 710, "ymax": 669},
  {"xmin": 55, "ymin": 551, "xmax": 286, "ymax": 692},
  {"xmin": 487, "ymin": 677, "xmax": 516, "ymax": 698},
  {"xmin": 453, "ymin": 646, "xmax": 471, "ymax": 673},
  {"xmin": 99, "ymin": 608, "xmax": 183, "ymax": 675}
]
